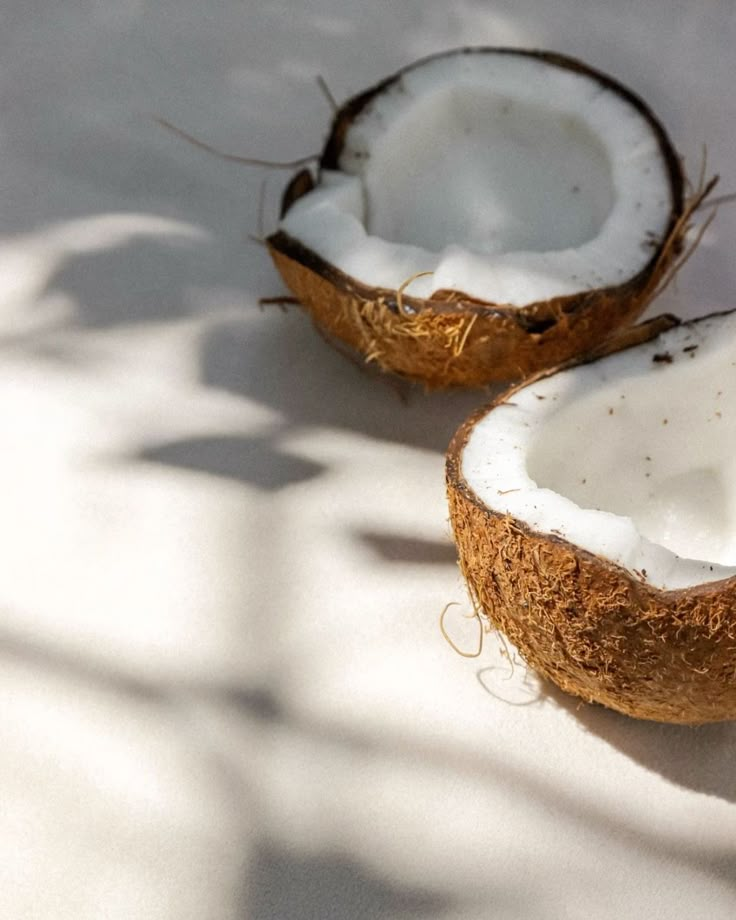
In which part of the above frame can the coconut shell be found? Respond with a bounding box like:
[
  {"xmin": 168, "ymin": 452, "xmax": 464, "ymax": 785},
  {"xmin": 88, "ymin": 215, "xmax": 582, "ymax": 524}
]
[
  {"xmin": 267, "ymin": 47, "xmax": 691, "ymax": 389},
  {"xmin": 446, "ymin": 380, "xmax": 736, "ymax": 725}
]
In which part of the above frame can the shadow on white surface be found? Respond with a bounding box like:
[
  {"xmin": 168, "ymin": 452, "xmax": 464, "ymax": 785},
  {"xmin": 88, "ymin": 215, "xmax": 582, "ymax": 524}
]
[
  {"xmin": 356, "ymin": 529, "xmax": 458, "ymax": 566},
  {"xmin": 475, "ymin": 646, "xmax": 736, "ymax": 804},
  {"xmin": 1, "ymin": 1, "xmax": 736, "ymax": 917},
  {"xmin": 550, "ymin": 684, "xmax": 736, "ymax": 803},
  {"xmin": 2, "ymin": 610, "xmax": 736, "ymax": 918},
  {"xmin": 248, "ymin": 844, "xmax": 457, "ymax": 920},
  {"xmin": 470, "ymin": 636, "xmax": 736, "ymax": 803},
  {"xmin": 139, "ymin": 434, "xmax": 325, "ymax": 491},
  {"xmin": 46, "ymin": 231, "xmax": 221, "ymax": 328},
  {"xmin": 199, "ymin": 310, "xmax": 486, "ymax": 454}
]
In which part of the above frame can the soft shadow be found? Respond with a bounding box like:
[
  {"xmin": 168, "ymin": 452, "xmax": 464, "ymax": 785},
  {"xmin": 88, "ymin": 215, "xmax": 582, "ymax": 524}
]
[
  {"xmin": 476, "ymin": 663, "xmax": 545, "ymax": 708},
  {"xmin": 1, "ymin": 624, "xmax": 734, "ymax": 895},
  {"xmin": 0, "ymin": 622, "xmax": 286, "ymax": 726},
  {"xmin": 3, "ymin": 112, "xmax": 245, "ymax": 233},
  {"xmin": 249, "ymin": 843, "xmax": 455, "ymax": 920},
  {"xmin": 138, "ymin": 434, "xmax": 324, "ymax": 491},
  {"xmin": 199, "ymin": 311, "xmax": 490, "ymax": 453},
  {"xmin": 227, "ymin": 681, "xmax": 736, "ymax": 895},
  {"xmin": 46, "ymin": 233, "xmax": 221, "ymax": 329},
  {"xmin": 543, "ymin": 679, "xmax": 736, "ymax": 803},
  {"xmin": 357, "ymin": 529, "xmax": 458, "ymax": 566}
]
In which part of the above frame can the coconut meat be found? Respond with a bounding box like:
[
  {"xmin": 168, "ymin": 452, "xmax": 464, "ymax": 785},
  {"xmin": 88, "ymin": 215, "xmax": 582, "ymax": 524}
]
[
  {"xmin": 281, "ymin": 50, "xmax": 675, "ymax": 305},
  {"xmin": 461, "ymin": 312, "xmax": 736, "ymax": 590}
]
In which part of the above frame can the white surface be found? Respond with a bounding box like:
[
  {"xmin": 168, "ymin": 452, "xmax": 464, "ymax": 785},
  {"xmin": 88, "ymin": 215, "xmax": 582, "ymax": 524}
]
[
  {"xmin": 463, "ymin": 312, "xmax": 736, "ymax": 589},
  {"xmin": 1, "ymin": 2, "xmax": 736, "ymax": 918},
  {"xmin": 282, "ymin": 49, "xmax": 674, "ymax": 304}
]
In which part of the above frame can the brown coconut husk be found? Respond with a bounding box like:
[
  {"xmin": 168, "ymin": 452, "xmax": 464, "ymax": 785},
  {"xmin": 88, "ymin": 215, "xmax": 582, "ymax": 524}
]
[
  {"xmin": 445, "ymin": 317, "xmax": 736, "ymax": 724},
  {"xmin": 267, "ymin": 48, "xmax": 711, "ymax": 389}
]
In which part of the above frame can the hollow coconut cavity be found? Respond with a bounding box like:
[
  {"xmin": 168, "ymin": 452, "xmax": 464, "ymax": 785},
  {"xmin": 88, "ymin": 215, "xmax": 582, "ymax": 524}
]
[
  {"xmin": 268, "ymin": 47, "xmax": 694, "ymax": 388},
  {"xmin": 447, "ymin": 310, "xmax": 736, "ymax": 723}
]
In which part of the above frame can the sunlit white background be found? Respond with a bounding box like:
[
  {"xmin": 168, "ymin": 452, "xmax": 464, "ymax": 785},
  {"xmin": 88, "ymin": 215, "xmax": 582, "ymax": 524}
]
[{"xmin": 1, "ymin": 2, "xmax": 736, "ymax": 917}]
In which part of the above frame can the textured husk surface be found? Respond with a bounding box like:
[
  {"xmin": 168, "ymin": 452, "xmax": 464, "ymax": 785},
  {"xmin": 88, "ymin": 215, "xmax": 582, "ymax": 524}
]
[
  {"xmin": 268, "ymin": 47, "xmax": 688, "ymax": 389},
  {"xmin": 446, "ymin": 408, "xmax": 736, "ymax": 724},
  {"xmin": 268, "ymin": 232, "xmax": 680, "ymax": 389}
]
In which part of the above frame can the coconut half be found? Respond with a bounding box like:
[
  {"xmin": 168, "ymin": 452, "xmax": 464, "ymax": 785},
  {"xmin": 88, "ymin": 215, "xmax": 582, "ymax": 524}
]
[
  {"xmin": 268, "ymin": 47, "xmax": 692, "ymax": 388},
  {"xmin": 447, "ymin": 310, "xmax": 736, "ymax": 723}
]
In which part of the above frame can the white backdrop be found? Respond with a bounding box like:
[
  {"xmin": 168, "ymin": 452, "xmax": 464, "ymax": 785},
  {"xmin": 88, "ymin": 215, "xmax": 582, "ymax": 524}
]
[{"xmin": 1, "ymin": 2, "xmax": 736, "ymax": 918}]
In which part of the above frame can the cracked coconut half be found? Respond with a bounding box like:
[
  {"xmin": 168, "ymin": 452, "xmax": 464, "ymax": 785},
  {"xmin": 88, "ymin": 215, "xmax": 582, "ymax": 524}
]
[
  {"xmin": 447, "ymin": 310, "xmax": 736, "ymax": 724},
  {"xmin": 268, "ymin": 47, "xmax": 697, "ymax": 388}
]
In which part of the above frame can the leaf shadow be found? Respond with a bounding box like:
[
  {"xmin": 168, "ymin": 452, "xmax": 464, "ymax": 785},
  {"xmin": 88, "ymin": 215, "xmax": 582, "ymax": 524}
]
[
  {"xmin": 137, "ymin": 434, "xmax": 324, "ymax": 491},
  {"xmin": 46, "ymin": 234, "xmax": 217, "ymax": 328},
  {"xmin": 356, "ymin": 529, "xmax": 458, "ymax": 566},
  {"xmin": 199, "ymin": 310, "xmax": 491, "ymax": 454},
  {"xmin": 248, "ymin": 843, "xmax": 455, "ymax": 920},
  {"xmin": 1, "ymin": 622, "xmax": 734, "ymax": 908}
]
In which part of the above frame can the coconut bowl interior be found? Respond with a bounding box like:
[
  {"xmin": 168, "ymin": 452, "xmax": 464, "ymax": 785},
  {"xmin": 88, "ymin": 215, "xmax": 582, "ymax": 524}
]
[{"xmin": 269, "ymin": 48, "xmax": 687, "ymax": 388}]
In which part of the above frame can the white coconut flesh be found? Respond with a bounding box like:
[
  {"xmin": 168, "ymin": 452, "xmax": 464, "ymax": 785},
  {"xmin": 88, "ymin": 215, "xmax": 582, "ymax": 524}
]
[
  {"xmin": 461, "ymin": 312, "xmax": 736, "ymax": 591},
  {"xmin": 281, "ymin": 51, "xmax": 676, "ymax": 305}
]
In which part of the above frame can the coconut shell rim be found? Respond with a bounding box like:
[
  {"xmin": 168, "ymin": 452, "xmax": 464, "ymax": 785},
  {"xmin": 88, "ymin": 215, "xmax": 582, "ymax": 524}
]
[
  {"xmin": 446, "ymin": 307, "xmax": 736, "ymax": 600},
  {"xmin": 266, "ymin": 226, "xmax": 681, "ymax": 329}
]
